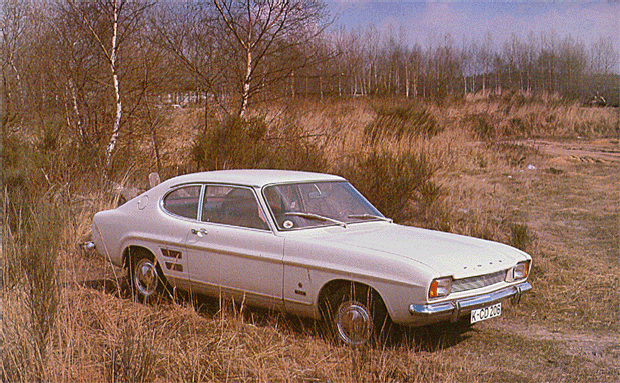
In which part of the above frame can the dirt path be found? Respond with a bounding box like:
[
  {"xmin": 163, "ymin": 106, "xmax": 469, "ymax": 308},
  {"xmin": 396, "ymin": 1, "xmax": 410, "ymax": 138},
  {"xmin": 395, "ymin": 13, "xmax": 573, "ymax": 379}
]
[
  {"xmin": 518, "ymin": 137, "xmax": 620, "ymax": 164},
  {"xmin": 483, "ymin": 319, "xmax": 620, "ymax": 370}
]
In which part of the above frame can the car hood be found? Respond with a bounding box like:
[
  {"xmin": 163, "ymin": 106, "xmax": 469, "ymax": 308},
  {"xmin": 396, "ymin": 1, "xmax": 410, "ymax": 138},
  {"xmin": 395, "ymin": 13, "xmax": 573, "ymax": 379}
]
[{"xmin": 318, "ymin": 223, "xmax": 526, "ymax": 278}]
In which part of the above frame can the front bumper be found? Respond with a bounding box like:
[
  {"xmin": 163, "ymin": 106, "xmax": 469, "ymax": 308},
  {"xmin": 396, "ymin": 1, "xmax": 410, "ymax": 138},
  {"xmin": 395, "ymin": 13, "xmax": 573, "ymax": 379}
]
[{"xmin": 409, "ymin": 281, "xmax": 532, "ymax": 323}]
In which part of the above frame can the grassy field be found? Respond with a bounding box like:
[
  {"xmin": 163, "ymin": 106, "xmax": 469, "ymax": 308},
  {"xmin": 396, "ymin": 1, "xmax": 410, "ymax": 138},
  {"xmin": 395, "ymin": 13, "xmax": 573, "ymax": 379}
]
[{"xmin": 2, "ymin": 95, "xmax": 619, "ymax": 382}]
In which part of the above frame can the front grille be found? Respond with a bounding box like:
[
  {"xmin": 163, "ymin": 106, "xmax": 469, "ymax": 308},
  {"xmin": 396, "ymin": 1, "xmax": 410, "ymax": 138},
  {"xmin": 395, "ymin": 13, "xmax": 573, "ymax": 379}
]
[{"xmin": 452, "ymin": 270, "xmax": 507, "ymax": 293}]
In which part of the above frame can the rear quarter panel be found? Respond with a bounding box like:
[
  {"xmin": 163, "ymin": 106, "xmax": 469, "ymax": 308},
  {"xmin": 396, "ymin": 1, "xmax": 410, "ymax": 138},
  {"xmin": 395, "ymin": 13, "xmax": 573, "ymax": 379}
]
[
  {"xmin": 92, "ymin": 192, "xmax": 160, "ymax": 267},
  {"xmin": 92, "ymin": 207, "xmax": 132, "ymax": 267}
]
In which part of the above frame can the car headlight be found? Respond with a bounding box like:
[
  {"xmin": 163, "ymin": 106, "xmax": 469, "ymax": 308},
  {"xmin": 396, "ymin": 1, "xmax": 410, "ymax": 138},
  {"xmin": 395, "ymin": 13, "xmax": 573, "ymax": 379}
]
[
  {"xmin": 506, "ymin": 261, "xmax": 531, "ymax": 282},
  {"xmin": 429, "ymin": 277, "xmax": 452, "ymax": 299}
]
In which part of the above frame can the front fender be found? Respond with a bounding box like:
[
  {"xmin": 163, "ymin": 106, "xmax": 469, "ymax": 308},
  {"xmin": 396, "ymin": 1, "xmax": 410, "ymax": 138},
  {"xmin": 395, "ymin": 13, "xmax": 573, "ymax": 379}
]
[{"xmin": 283, "ymin": 236, "xmax": 436, "ymax": 323}]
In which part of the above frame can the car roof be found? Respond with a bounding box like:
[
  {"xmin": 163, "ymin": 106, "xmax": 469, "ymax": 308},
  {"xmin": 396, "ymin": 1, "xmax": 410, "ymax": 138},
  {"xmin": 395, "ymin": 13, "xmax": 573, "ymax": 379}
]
[{"xmin": 162, "ymin": 169, "xmax": 346, "ymax": 189}]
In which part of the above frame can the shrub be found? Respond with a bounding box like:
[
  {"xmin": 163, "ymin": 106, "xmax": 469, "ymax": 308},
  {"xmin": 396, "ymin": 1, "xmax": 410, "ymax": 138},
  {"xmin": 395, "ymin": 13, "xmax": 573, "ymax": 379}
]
[
  {"xmin": 191, "ymin": 115, "xmax": 328, "ymax": 172},
  {"xmin": 262, "ymin": 125, "xmax": 328, "ymax": 173},
  {"xmin": 191, "ymin": 115, "xmax": 267, "ymax": 170},
  {"xmin": 338, "ymin": 149, "xmax": 441, "ymax": 222}
]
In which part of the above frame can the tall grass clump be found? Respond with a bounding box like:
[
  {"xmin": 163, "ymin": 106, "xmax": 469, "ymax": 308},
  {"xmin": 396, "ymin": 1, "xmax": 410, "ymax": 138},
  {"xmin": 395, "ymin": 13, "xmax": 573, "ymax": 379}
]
[
  {"xmin": 464, "ymin": 112, "xmax": 497, "ymax": 141},
  {"xmin": 2, "ymin": 135, "xmax": 46, "ymax": 201},
  {"xmin": 364, "ymin": 104, "xmax": 442, "ymax": 144},
  {"xmin": 509, "ymin": 223, "xmax": 535, "ymax": 252},
  {"xmin": 191, "ymin": 115, "xmax": 328, "ymax": 172},
  {"xmin": 2, "ymin": 196, "xmax": 64, "ymax": 382},
  {"xmin": 2, "ymin": 128, "xmax": 68, "ymax": 382}
]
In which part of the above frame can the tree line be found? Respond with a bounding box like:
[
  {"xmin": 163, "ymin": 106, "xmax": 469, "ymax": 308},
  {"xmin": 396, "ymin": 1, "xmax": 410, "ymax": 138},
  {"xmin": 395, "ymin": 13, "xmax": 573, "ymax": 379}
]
[
  {"xmin": 2, "ymin": 0, "xmax": 618, "ymax": 172},
  {"xmin": 323, "ymin": 28, "xmax": 618, "ymax": 103}
]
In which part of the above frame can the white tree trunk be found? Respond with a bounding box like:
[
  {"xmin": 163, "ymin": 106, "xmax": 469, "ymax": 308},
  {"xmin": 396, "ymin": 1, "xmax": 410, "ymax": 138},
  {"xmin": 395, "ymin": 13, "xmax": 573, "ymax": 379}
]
[
  {"xmin": 290, "ymin": 70, "xmax": 295, "ymax": 99},
  {"xmin": 105, "ymin": 0, "xmax": 122, "ymax": 168},
  {"xmin": 68, "ymin": 77, "xmax": 86, "ymax": 141},
  {"xmin": 239, "ymin": 48, "xmax": 252, "ymax": 118},
  {"xmin": 405, "ymin": 65, "xmax": 410, "ymax": 98}
]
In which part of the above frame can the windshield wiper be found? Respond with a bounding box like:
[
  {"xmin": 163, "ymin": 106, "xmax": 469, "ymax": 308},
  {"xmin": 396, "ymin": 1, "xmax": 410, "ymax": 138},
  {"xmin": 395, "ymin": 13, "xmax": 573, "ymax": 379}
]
[
  {"xmin": 285, "ymin": 212, "xmax": 347, "ymax": 228},
  {"xmin": 347, "ymin": 214, "xmax": 393, "ymax": 223}
]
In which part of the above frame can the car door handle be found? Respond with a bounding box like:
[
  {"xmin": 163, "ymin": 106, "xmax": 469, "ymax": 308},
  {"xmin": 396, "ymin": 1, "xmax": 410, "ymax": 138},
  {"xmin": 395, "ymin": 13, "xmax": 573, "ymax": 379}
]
[{"xmin": 191, "ymin": 228, "xmax": 208, "ymax": 237}]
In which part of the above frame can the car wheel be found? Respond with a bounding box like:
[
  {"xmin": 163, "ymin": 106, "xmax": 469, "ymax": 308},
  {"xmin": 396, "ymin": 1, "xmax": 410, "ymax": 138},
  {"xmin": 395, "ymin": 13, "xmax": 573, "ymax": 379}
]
[
  {"xmin": 130, "ymin": 250, "xmax": 160, "ymax": 301},
  {"xmin": 324, "ymin": 284, "xmax": 389, "ymax": 346}
]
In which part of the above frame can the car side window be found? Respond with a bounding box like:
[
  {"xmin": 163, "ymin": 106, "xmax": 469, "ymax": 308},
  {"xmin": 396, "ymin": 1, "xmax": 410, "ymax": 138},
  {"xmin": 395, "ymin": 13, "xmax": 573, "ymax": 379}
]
[
  {"xmin": 163, "ymin": 185, "xmax": 201, "ymax": 219},
  {"xmin": 202, "ymin": 186, "xmax": 269, "ymax": 230}
]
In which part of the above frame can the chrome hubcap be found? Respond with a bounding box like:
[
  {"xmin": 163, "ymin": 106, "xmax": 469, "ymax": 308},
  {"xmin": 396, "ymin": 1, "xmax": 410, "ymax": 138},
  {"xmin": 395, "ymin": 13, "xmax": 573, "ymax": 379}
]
[
  {"xmin": 134, "ymin": 258, "xmax": 158, "ymax": 297},
  {"xmin": 335, "ymin": 301, "xmax": 372, "ymax": 346}
]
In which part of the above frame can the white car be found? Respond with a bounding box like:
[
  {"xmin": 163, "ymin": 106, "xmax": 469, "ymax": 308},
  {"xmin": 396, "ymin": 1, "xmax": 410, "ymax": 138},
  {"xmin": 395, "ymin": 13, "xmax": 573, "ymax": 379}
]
[{"xmin": 91, "ymin": 169, "xmax": 532, "ymax": 345}]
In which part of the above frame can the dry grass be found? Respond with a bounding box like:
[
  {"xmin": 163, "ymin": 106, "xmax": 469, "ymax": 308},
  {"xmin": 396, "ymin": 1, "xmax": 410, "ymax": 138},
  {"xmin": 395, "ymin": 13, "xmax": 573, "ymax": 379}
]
[
  {"xmin": 3, "ymin": 285, "xmax": 466, "ymax": 382},
  {"xmin": 2, "ymin": 95, "xmax": 619, "ymax": 382}
]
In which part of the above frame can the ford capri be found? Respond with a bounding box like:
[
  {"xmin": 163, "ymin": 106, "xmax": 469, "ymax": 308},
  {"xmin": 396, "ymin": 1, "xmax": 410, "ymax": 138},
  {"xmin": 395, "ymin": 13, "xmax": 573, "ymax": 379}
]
[{"xmin": 91, "ymin": 169, "xmax": 532, "ymax": 346}]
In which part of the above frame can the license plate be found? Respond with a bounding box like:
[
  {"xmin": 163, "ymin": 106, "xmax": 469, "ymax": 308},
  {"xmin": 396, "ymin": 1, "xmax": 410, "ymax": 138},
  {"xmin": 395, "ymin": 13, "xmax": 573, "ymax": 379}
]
[{"xmin": 470, "ymin": 302, "xmax": 502, "ymax": 324}]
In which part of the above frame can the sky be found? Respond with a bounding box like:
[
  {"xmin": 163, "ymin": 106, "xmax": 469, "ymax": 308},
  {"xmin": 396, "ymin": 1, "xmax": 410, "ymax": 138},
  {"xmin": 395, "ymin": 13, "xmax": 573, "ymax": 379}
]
[{"xmin": 327, "ymin": 1, "xmax": 619, "ymax": 52}]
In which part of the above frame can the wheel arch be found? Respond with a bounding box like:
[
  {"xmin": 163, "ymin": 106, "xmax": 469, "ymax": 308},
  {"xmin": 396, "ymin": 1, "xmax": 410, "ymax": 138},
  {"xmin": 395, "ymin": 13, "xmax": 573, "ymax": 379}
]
[
  {"xmin": 317, "ymin": 279, "xmax": 389, "ymax": 321},
  {"xmin": 122, "ymin": 245, "xmax": 153, "ymax": 269},
  {"xmin": 122, "ymin": 245, "xmax": 167, "ymax": 283}
]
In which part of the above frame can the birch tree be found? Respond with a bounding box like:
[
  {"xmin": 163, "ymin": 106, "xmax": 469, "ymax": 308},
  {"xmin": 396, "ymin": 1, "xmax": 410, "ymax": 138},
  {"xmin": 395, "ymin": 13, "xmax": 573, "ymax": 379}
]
[
  {"xmin": 106, "ymin": 0, "xmax": 121, "ymax": 165},
  {"xmin": 65, "ymin": 0, "xmax": 151, "ymax": 171},
  {"xmin": 213, "ymin": 0, "xmax": 328, "ymax": 117}
]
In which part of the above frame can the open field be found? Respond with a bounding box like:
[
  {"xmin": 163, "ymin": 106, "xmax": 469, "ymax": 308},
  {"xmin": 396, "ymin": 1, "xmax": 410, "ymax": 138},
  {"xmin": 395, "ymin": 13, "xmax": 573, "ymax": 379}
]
[{"xmin": 2, "ymin": 98, "xmax": 619, "ymax": 382}]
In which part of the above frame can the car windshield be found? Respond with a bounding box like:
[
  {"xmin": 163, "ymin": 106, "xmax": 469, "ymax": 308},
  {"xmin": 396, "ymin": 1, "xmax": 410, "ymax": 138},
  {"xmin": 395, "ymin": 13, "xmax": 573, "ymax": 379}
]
[{"xmin": 263, "ymin": 181, "xmax": 387, "ymax": 230}]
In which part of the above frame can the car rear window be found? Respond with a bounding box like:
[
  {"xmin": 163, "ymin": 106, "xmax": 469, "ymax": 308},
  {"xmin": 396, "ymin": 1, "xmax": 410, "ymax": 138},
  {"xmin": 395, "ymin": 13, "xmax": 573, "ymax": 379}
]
[{"xmin": 163, "ymin": 185, "xmax": 201, "ymax": 219}]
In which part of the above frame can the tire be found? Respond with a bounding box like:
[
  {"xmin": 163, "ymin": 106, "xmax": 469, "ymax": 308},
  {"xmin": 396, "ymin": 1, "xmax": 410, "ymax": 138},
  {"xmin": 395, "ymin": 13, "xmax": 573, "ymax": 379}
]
[
  {"xmin": 322, "ymin": 283, "xmax": 389, "ymax": 346},
  {"xmin": 129, "ymin": 249, "xmax": 161, "ymax": 302}
]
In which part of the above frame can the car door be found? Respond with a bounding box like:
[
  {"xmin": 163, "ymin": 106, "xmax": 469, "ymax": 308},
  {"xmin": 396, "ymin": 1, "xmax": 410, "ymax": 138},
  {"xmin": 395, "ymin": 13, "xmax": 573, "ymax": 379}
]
[
  {"xmin": 158, "ymin": 184, "xmax": 202, "ymax": 290},
  {"xmin": 185, "ymin": 185, "xmax": 285, "ymax": 308}
]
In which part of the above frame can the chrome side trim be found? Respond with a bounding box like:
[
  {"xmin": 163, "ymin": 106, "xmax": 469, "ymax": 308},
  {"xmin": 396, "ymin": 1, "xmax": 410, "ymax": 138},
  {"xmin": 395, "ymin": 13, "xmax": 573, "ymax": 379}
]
[{"xmin": 409, "ymin": 281, "xmax": 532, "ymax": 322}]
